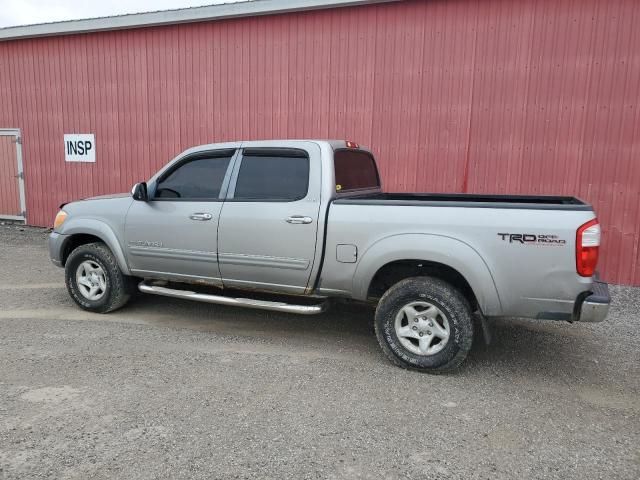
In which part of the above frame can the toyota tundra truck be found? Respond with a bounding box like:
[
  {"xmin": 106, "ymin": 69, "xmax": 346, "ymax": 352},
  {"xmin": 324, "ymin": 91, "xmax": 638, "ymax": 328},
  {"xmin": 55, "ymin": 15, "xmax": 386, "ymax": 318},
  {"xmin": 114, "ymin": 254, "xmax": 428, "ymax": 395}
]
[{"xmin": 49, "ymin": 140, "xmax": 610, "ymax": 372}]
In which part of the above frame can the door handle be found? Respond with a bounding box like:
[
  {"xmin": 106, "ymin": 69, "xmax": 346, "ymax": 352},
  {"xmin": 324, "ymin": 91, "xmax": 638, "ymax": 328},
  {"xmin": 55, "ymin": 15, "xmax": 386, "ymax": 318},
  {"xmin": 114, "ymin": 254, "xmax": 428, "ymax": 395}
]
[
  {"xmin": 286, "ymin": 215, "xmax": 313, "ymax": 224},
  {"xmin": 189, "ymin": 212, "xmax": 213, "ymax": 221}
]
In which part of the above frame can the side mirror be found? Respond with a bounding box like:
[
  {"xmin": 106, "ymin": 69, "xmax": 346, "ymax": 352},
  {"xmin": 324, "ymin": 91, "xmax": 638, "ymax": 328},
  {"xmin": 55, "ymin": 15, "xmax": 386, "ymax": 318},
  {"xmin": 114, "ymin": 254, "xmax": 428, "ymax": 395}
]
[{"xmin": 131, "ymin": 182, "xmax": 148, "ymax": 201}]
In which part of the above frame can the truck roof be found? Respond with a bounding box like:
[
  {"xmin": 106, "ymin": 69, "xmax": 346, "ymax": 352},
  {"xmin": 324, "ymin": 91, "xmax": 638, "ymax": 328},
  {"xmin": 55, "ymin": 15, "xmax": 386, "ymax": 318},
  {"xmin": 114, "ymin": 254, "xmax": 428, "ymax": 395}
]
[{"xmin": 181, "ymin": 139, "xmax": 358, "ymax": 156}]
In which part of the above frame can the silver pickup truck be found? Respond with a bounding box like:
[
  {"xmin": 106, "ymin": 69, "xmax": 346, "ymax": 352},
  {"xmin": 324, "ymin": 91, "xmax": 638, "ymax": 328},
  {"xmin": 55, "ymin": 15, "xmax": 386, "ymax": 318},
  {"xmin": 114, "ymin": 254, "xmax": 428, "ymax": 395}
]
[{"xmin": 49, "ymin": 140, "xmax": 610, "ymax": 372}]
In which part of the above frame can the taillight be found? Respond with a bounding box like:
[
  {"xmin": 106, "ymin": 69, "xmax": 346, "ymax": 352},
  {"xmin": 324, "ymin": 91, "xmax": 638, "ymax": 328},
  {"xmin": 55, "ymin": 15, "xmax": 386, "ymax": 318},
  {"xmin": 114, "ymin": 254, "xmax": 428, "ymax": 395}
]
[
  {"xmin": 346, "ymin": 141, "xmax": 359, "ymax": 149},
  {"xmin": 576, "ymin": 218, "xmax": 600, "ymax": 277}
]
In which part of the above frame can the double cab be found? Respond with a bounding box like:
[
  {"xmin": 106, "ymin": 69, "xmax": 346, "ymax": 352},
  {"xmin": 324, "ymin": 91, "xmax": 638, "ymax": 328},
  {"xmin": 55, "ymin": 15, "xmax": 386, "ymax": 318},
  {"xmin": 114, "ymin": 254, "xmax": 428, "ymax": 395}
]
[{"xmin": 49, "ymin": 140, "xmax": 610, "ymax": 372}]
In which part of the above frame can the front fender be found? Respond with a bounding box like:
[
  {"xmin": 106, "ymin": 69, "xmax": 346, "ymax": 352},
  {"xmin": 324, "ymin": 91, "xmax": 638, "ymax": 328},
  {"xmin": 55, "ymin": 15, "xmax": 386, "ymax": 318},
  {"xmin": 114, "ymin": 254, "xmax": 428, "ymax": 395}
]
[
  {"xmin": 58, "ymin": 218, "xmax": 131, "ymax": 275},
  {"xmin": 352, "ymin": 233, "xmax": 502, "ymax": 316}
]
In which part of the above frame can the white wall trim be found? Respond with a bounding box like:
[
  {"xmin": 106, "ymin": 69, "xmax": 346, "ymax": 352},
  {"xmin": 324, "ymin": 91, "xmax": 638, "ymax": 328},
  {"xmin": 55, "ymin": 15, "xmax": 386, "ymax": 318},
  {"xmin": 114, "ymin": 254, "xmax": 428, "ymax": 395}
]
[{"xmin": 0, "ymin": 0, "xmax": 399, "ymax": 41}]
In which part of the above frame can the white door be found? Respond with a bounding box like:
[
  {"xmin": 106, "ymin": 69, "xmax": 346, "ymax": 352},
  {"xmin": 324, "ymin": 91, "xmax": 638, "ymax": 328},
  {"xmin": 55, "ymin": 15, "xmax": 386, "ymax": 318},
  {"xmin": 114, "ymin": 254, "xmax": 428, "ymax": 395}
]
[{"xmin": 0, "ymin": 129, "xmax": 26, "ymax": 221}]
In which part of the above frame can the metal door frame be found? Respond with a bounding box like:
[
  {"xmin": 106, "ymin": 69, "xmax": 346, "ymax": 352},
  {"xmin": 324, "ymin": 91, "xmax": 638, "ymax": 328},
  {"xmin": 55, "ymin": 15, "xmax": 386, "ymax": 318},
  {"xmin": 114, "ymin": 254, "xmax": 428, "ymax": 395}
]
[{"xmin": 0, "ymin": 128, "xmax": 26, "ymax": 222}]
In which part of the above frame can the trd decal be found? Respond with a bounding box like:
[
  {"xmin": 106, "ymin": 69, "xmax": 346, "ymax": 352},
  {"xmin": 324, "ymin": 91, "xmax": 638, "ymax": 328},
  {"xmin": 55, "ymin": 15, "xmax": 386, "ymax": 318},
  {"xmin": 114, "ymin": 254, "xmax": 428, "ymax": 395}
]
[{"xmin": 497, "ymin": 233, "xmax": 566, "ymax": 245}]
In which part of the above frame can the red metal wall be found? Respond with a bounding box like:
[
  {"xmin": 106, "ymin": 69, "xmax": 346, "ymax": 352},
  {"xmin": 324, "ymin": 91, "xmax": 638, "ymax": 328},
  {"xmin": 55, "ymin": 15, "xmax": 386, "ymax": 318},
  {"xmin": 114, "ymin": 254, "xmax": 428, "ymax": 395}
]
[{"xmin": 1, "ymin": 0, "xmax": 639, "ymax": 284}]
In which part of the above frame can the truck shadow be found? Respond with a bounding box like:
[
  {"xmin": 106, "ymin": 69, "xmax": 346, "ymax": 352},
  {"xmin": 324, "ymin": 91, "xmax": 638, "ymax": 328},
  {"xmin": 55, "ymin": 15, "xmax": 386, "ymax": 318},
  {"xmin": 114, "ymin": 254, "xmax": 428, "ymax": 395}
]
[
  {"xmin": 123, "ymin": 293, "xmax": 616, "ymax": 381},
  {"xmin": 464, "ymin": 317, "xmax": 621, "ymax": 382}
]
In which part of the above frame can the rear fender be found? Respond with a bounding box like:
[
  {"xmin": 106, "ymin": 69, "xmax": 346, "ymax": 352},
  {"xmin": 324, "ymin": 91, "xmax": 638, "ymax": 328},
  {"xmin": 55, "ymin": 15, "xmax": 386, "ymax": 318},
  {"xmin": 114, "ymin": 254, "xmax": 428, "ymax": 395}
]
[{"xmin": 352, "ymin": 233, "xmax": 502, "ymax": 316}]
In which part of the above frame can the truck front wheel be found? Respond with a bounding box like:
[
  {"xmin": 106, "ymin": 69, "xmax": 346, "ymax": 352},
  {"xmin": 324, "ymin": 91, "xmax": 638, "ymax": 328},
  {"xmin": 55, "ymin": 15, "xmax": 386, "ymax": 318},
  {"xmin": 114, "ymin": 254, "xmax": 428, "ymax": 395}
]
[
  {"xmin": 65, "ymin": 242, "xmax": 135, "ymax": 313},
  {"xmin": 374, "ymin": 277, "xmax": 474, "ymax": 373}
]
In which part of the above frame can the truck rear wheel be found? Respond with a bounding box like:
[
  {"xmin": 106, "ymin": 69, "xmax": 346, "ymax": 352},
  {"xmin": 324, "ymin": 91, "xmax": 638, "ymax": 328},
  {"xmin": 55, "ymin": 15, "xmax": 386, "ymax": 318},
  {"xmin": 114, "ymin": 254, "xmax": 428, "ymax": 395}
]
[
  {"xmin": 65, "ymin": 242, "xmax": 135, "ymax": 313},
  {"xmin": 374, "ymin": 277, "xmax": 474, "ymax": 373}
]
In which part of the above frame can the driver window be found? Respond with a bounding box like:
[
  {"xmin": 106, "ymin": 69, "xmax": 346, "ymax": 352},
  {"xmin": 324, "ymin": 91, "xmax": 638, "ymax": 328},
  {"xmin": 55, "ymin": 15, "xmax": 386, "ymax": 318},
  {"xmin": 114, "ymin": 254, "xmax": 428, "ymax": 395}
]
[{"xmin": 155, "ymin": 155, "xmax": 232, "ymax": 200}]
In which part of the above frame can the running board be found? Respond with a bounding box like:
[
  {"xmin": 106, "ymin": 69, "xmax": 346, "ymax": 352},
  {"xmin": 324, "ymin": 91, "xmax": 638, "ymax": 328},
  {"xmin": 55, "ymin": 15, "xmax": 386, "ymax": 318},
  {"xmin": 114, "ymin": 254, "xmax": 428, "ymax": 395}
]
[{"xmin": 138, "ymin": 282, "xmax": 329, "ymax": 315}]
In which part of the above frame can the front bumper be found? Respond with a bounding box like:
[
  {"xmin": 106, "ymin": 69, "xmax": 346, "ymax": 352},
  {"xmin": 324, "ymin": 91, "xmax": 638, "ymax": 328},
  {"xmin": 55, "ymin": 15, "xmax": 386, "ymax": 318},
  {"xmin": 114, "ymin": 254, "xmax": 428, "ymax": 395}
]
[
  {"xmin": 575, "ymin": 279, "xmax": 610, "ymax": 323},
  {"xmin": 48, "ymin": 231, "xmax": 68, "ymax": 268}
]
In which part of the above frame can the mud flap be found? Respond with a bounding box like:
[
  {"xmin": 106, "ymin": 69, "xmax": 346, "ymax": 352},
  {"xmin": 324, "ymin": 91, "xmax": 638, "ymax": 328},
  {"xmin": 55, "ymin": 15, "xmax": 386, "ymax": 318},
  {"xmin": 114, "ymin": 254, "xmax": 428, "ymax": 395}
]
[{"xmin": 475, "ymin": 311, "xmax": 492, "ymax": 345}]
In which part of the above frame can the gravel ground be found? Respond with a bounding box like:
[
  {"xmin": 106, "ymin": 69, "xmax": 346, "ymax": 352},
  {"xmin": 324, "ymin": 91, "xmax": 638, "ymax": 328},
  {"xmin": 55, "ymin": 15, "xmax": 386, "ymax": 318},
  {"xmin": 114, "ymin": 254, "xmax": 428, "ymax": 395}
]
[{"xmin": 0, "ymin": 225, "xmax": 638, "ymax": 480}]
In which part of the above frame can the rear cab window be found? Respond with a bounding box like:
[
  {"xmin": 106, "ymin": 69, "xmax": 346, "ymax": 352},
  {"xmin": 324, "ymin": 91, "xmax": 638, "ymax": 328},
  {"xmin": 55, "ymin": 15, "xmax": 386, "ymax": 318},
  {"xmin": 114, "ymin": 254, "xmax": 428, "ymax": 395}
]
[{"xmin": 334, "ymin": 149, "xmax": 380, "ymax": 193}]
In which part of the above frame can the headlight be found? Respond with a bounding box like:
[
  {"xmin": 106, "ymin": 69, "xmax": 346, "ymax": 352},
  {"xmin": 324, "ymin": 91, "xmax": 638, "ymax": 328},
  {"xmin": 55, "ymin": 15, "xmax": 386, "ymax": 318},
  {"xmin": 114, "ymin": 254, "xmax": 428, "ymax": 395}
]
[{"xmin": 54, "ymin": 210, "xmax": 68, "ymax": 229}]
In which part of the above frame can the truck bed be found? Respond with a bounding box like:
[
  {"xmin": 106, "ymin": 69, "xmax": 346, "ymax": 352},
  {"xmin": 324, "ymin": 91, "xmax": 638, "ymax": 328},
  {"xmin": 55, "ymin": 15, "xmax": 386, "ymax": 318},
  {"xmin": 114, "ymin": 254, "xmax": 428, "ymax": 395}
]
[{"xmin": 333, "ymin": 192, "xmax": 591, "ymax": 210}]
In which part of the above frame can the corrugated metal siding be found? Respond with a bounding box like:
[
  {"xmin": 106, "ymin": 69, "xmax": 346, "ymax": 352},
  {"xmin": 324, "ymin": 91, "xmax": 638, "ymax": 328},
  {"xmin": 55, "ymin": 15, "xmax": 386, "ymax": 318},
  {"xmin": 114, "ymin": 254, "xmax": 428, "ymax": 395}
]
[{"xmin": 0, "ymin": 0, "xmax": 639, "ymax": 284}]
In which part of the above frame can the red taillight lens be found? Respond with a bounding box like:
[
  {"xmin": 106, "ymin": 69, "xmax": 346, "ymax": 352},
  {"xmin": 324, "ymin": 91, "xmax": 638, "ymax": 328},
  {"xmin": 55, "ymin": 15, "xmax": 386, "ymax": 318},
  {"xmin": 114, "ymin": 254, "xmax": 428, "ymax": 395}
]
[
  {"xmin": 346, "ymin": 141, "xmax": 359, "ymax": 149},
  {"xmin": 576, "ymin": 218, "xmax": 600, "ymax": 277}
]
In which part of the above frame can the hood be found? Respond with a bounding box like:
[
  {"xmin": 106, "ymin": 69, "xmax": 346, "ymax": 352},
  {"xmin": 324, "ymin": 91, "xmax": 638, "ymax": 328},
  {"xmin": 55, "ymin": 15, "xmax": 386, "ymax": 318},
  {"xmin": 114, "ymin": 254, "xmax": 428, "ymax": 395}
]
[
  {"xmin": 83, "ymin": 193, "xmax": 130, "ymax": 201},
  {"xmin": 60, "ymin": 192, "xmax": 134, "ymax": 213},
  {"xmin": 60, "ymin": 192, "xmax": 130, "ymax": 209}
]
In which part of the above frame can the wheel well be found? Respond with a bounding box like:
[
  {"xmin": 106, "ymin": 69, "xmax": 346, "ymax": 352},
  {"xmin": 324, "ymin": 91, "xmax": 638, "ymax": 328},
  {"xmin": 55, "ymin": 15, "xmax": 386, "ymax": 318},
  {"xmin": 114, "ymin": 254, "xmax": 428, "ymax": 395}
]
[
  {"xmin": 367, "ymin": 259, "xmax": 479, "ymax": 311},
  {"xmin": 61, "ymin": 234, "xmax": 104, "ymax": 266}
]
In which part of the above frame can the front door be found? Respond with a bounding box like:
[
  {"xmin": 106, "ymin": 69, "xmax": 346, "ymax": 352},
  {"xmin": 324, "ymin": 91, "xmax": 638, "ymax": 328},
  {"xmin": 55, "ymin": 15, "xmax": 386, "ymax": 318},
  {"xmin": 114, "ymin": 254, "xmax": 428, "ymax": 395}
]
[
  {"xmin": 0, "ymin": 129, "xmax": 26, "ymax": 221},
  {"xmin": 217, "ymin": 145, "xmax": 322, "ymax": 294},
  {"xmin": 124, "ymin": 149, "xmax": 237, "ymax": 285}
]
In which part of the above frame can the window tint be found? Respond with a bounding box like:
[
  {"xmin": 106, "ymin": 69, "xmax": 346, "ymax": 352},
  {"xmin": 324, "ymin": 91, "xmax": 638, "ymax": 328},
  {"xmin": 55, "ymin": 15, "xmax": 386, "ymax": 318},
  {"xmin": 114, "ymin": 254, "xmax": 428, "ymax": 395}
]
[
  {"xmin": 234, "ymin": 153, "xmax": 309, "ymax": 201},
  {"xmin": 334, "ymin": 150, "xmax": 380, "ymax": 191},
  {"xmin": 155, "ymin": 155, "xmax": 232, "ymax": 200}
]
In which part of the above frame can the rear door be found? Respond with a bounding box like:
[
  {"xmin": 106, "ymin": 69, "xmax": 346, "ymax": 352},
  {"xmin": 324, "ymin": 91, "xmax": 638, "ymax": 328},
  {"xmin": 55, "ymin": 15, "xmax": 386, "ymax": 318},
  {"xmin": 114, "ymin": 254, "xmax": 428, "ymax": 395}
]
[
  {"xmin": 124, "ymin": 149, "xmax": 237, "ymax": 285},
  {"xmin": 217, "ymin": 144, "xmax": 322, "ymax": 294}
]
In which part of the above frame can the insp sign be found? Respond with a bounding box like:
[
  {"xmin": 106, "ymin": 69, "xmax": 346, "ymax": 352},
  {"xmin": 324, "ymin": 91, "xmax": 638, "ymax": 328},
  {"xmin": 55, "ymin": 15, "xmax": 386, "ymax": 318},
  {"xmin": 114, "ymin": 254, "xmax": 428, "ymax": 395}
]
[{"xmin": 64, "ymin": 134, "xmax": 95, "ymax": 163}]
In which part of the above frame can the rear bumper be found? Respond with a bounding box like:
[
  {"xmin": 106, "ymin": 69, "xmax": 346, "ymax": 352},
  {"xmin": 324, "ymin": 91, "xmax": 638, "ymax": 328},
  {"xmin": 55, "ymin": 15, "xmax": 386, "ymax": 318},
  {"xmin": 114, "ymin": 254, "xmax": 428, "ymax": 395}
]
[{"xmin": 575, "ymin": 279, "xmax": 610, "ymax": 323}]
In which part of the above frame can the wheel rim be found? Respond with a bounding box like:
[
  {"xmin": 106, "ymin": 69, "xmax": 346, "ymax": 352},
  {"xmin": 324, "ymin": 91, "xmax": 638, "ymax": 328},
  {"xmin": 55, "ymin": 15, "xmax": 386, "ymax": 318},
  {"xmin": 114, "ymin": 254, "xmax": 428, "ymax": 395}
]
[
  {"xmin": 75, "ymin": 260, "xmax": 107, "ymax": 301},
  {"xmin": 394, "ymin": 301, "xmax": 451, "ymax": 356}
]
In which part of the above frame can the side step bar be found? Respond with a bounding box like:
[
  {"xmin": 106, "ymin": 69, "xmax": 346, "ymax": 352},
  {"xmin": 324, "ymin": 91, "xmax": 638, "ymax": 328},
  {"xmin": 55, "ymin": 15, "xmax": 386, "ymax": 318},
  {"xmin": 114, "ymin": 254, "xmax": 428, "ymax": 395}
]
[{"xmin": 138, "ymin": 281, "xmax": 329, "ymax": 315}]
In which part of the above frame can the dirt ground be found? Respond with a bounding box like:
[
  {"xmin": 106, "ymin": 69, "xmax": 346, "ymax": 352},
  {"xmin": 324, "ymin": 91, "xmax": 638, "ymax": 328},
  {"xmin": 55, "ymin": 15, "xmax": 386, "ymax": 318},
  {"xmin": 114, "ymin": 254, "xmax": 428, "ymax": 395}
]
[{"xmin": 0, "ymin": 225, "xmax": 638, "ymax": 479}]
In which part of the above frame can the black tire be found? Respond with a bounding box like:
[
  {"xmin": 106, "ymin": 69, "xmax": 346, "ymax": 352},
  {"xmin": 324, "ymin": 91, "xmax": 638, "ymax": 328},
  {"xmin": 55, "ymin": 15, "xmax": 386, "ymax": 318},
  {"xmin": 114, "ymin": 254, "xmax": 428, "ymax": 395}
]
[
  {"xmin": 374, "ymin": 276, "xmax": 474, "ymax": 373},
  {"xmin": 65, "ymin": 242, "xmax": 135, "ymax": 313}
]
